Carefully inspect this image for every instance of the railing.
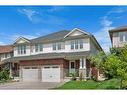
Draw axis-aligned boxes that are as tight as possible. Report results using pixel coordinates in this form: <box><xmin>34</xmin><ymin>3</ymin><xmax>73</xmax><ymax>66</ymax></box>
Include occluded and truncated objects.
<box><xmin>63</xmin><ymin>68</ymin><xmax>91</xmax><ymax>78</ymax></box>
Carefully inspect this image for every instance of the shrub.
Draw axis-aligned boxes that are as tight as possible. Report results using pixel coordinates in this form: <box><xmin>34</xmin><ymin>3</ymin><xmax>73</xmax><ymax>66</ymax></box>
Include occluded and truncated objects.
<box><xmin>0</xmin><ymin>68</ymin><xmax>10</xmax><ymax>81</ymax></box>
<box><xmin>92</xmin><ymin>76</ymin><xmax>98</xmax><ymax>81</ymax></box>
<box><xmin>70</xmin><ymin>73</ymin><xmax>77</xmax><ymax>81</ymax></box>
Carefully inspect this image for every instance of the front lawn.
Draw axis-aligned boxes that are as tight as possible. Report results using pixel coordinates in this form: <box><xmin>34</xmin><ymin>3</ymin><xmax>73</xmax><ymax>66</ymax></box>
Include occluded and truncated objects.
<box><xmin>55</xmin><ymin>79</ymin><xmax>120</xmax><ymax>89</ymax></box>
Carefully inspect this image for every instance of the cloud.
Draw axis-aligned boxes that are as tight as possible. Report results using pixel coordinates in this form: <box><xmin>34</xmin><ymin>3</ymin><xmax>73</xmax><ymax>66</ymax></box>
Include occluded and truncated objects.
<box><xmin>0</xmin><ymin>41</ymin><xmax>6</xmax><ymax>45</ymax></box>
<box><xmin>18</xmin><ymin>8</ymin><xmax>39</xmax><ymax>22</ymax></box>
<box><xmin>94</xmin><ymin>16</ymin><xmax>115</xmax><ymax>52</ymax></box>
<box><xmin>94</xmin><ymin>7</ymin><xmax>127</xmax><ymax>53</ymax></box>
<box><xmin>107</xmin><ymin>7</ymin><xmax>127</xmax><ymax>15</ymax></box>
<box><xmin>48</xmin><ymin>6</ymin><xmax>66</xmax><ymax>12</ymax></box>
<box><xmin>18</xmin><ymin>8</ymin><xmax>66</xmax><ymax>25</ymax></box>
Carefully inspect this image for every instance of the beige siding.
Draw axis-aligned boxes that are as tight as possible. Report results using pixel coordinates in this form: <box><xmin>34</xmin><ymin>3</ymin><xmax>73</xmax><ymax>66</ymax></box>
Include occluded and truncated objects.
<box><xmin>112</xmin><ymin>32</ymin><xmax>127</xmax><ymax>47</ymax></box>
<box><xmin>90</xmin><ymin>40</ymin><xmax>99</xmax><ymax>55</ymax></box>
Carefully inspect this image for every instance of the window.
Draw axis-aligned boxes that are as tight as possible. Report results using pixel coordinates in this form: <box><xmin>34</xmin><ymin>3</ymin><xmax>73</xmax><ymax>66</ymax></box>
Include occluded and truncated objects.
<box><xmin>119</xmin><ymin>32</ymin><xmax>127</xmax><ymax>42</ymax></box>
<box><xmin>17</xmin><ymin>45</ymin><xmax>26</xmax><ymax>54</ymax></box>
<box><xmin>52</xmin><ymin>42</ymin><xmax>64</xmax><ymax>50</ymax></box>
<box><xmin>53</xmin><ymin>43</ymin><xmax>57</xmax><ymax>50</ymax></box>
<box><xmin>70</xmin><ymin>40</ymin><xmax>84</xmax><ymax>50</ymax></box>
<box><xmin>71</xmin><ymin>41</ymin><xmax>74</xmax><ymax>49</ymax></box>
<box><xmin>71</xmin><ymin>62</ymin><xmax>75</xmax><ymax>68</ymax></box>
<box><xmin>79</xmin><ymin>40</ymin><xmax>83</xmax><ymax>49</ymax></box>
<box><xmin>75</xmin><ymin>40</ymin><xmax>78</xmax><ymax>49</ymax></box>
<box><xmin>119</xmin><ymin>32</ymin><xmax>124</xmax><ymax>42</ymax></box>
<box><xmin>35</xmin><ymin>44</ymin><xmax>43</xmax><ymax>52</ymax></box>
<box><xmin>58</xmin><ymin>43</ymin><xmax>62</xmax><ymax>50</ymax></box>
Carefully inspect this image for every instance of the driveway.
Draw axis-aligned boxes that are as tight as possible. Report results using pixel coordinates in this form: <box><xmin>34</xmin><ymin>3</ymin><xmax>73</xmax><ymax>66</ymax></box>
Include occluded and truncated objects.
<box><xmin>0</xmin><ymin>81</ymin><xmax>65</xmax><ymax>90</ymax></box>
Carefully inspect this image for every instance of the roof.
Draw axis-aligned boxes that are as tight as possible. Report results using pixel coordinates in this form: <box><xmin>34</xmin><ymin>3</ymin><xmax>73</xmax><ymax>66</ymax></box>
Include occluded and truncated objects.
<box><xmin>0</xmin><ymin>45</ymin><xmax>13</xmax><ymax>54</ymax></box>
<box><xmin>2</xmin><ymin>51</ymin><xmax>90</xmax><ymax>63</ymax></box>
<box><xmin>31</xmin><ymin>30</ymin><xmax>70</xmax><ymax>43</ymax></box>
<box><xmin>109</xmin><ymin>25</ymin><xmax>127</xmax><ymax>43</ymax></box>
<box><xmin>109</xmin><ymin>25</ymin><xmax>127</xmax><ymax>32</ymax></box>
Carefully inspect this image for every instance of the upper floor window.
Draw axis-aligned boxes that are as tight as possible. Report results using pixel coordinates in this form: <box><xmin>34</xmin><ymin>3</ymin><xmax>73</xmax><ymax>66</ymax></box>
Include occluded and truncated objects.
<box><xmin>53</xmin><ymin>43</ymin><xmax>57</xmax><ymax>50</ymax></box>
<box><xmin>17</xmin><ymin>45</ymin><xmax>26</xmax><ymax>55</ymax></box>
<box><xmin>119</xmin><ymin>32</ymin><xmax>127</xmax><ymax>42</ymax></box>
<box><xmin>35</xmin><ymin>44</ymin><xmax>43</xmax><ymax>52</ymax></box>
<box><xmin>52</xmin><ymin>42</ymin><xmax>64</xmax><ymax>51</ymax></box>
<box><xmin>70</xmin><ymin>40</ymin><xmax>84</xmax><ymax>50</ymax></box>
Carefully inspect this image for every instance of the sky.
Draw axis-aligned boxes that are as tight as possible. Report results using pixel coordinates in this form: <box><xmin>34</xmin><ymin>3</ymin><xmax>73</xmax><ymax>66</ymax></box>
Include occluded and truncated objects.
<box><xmin>0</xmin><ymin>6</ymin><xmax>127</xmax><ymax>52</ymax></box>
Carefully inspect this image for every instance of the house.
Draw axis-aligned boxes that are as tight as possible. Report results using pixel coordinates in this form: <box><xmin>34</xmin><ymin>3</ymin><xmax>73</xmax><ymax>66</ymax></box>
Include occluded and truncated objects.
<box><xmin>109</xmin><ymin>25</ymin><xmax>127</xmax><ymax>47</ymax></box>
<box><xmin>2</xmin><ymin>28</ymin><xmax>103</xmax><ymax>82</ymax></box>
<box><xmin>0</xmin><ymin>45</ymin><xmax>19</xmax><ymax>78</ymax></box>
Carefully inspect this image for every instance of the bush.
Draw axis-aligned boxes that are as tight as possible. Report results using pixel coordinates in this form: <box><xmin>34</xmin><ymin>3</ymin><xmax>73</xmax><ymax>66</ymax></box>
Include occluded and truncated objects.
<box><xmin>70</xmin><ymin>73</ymin><xmax>77</xmax><ymax>81</ymax></box>
<box><xmin>122</xmin><ymin>80</ymin><xmax>127</xmax><ymax>89</ymax></box>
<box><xmin>0</xmin><ymin>68</ymin><xmax>10</xmax><ymax>81</ymax></box>
<box><xmin>92</xmin><ymin>76</ymin><xmax>98</xmax><ymax>81</ymax></box>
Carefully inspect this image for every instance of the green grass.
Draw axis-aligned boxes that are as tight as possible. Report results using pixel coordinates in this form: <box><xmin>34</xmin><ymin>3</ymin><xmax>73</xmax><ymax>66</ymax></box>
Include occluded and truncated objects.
<box><xmin>55</xmin><ymin>79</ymin><xmax>120</xmax><ymax>89</ymax></box>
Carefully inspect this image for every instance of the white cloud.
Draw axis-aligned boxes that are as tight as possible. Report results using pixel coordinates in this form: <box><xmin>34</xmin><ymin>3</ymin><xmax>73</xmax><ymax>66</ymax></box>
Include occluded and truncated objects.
<box><xmin>48</xmin><ymin>6</ymin><xmax>66</xmax><ymax>12</ymax></box>
<box><xmin>0</xmin><ymin>41</ymin><xmax>6</xmax><ymax>45</ymax></box>
<box><xmin>107</xmin><ymin>7</ymin><xmax>127</xmax><ymax>15</ymax></box>
<box><xmin>94</xmin><ymin>7</ymin><xmax>127</xmax><ymax>53</ymax></box>
<box><xmin>18</xmin><ymin>8</ymin><xmax>39</xmax><ymax>22</ymax></box>
<box><xmin>94</xmin><ymin>17</ymin><xmax>115</xmax><ymax>53</ymax></box>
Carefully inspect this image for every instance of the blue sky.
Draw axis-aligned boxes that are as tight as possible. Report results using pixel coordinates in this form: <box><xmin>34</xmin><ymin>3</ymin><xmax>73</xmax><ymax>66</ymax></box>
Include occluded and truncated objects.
<box><xmin>0</xmin><ymin>6</ymin><xmax>127</xmax><ymax>52</ymax></box>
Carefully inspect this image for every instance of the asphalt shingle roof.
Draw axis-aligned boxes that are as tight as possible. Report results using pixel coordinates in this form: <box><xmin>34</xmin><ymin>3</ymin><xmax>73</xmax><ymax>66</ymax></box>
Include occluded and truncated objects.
<box><xmin>0</xmin><ymin>45</ymin><xmax>13</xmax><ymax>54</ymax></box>
<box><xmin>3</xmin><ymin>51</ymin><xmax>90</xmax><ymax>63</ymax></box>
<box><xmin>109</xmin><ymin>25</ymin><xmax>127</xmax><ymax>32</ymax></box>
<box><xmin>31</xmin><ymin>30</ymin><xmax>70</xmax><ymax>43</ymax></box>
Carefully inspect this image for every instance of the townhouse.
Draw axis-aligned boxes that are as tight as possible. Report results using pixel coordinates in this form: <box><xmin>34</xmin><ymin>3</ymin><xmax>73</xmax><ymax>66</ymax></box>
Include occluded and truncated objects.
<box><xmin>1</xmin><ymin>28</ymin><xmax>103</xmax><ymax>82</ymax></box>
<box><xmin>109</xmin><ymin>25</ymin><xmax>127</xmax><ymax>47</ymax></box>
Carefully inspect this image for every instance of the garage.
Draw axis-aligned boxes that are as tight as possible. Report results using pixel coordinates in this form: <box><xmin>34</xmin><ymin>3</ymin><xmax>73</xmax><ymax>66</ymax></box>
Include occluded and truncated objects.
<box><xmin>42</xmin><ymin>65</ymin><xmax>60</xmax><ymax>82</ymax></box>
<box><xmin>22</xmin><ymin>66</ymin><xmax>39</xmax><ymax>82</ymax></box>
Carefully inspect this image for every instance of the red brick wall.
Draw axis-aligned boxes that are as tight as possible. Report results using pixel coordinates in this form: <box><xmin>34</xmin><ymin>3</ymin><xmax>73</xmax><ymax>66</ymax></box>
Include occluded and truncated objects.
<box><xmin>19</xmin><ymin>58</ymin><xmax>69</xmax><ymax>69</ymax></box>
<box><xmin>75</xmin><ymin>60</ymin><xmax>79</xmax><ymax>69</ymax></box>
<box><xmin>91</xmin><ymin>67</ymin><xmax>98</xmax><ymax>79</ymax></box>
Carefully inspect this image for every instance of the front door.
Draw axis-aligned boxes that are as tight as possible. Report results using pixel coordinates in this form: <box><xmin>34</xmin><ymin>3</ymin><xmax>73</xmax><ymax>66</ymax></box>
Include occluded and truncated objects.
<box><xmin>69</xmin><ymin>61</ymin><xmax>76</xmax><ymax>74</ymax></box>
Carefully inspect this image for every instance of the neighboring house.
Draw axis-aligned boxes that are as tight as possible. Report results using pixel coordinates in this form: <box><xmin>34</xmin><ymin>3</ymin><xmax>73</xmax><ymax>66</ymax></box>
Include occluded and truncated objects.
<box><xmin>109</xmin><ymin>25</ymin><xmax>127</xmax><ymax>47</ymax></box>
<box><xmin>0</xmin><ymin>45</ymin><xmax>19</xmax><ymax>78</ymax></box>
<box><xmin>2</xmin><ymin>28</ymin><xmax>103</xmax><ymax>82</ymax></box>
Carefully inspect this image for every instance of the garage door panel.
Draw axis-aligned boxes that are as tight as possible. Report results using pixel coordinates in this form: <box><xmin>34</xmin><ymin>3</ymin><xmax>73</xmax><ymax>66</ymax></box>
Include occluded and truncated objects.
<box><xmin>22</xmin><ymin>67</ymin><xmax>39</xmax><ymax>82</ymax></box>
<box><xmin>42</xmin><ymin>65</ymin><xmax>60</xmax><ymax>82</ymax></box>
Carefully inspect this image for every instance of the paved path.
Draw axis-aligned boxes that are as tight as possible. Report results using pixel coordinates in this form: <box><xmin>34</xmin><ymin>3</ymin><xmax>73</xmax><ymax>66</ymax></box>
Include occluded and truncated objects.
<box><xmin>0</xmin><ymin>81</ymin><xmax>65</xmax><ymax>90</ymax></box>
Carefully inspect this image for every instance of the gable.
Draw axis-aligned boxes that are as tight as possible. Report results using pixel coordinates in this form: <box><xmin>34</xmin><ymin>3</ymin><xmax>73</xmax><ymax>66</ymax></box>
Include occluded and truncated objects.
<box><xmin>69</xmin><ymin>30</ymin><xmax>84</xmax><ymax>36</ymax></box>
<box><xmin>64</xmin><ymin>28</ymin><xmax>89</xmax><ymax>38</ymax></box>
<box><xmin>14</xmin><ymin>37</ymin><xmax>30</xmax><ymax>44</ymax></box>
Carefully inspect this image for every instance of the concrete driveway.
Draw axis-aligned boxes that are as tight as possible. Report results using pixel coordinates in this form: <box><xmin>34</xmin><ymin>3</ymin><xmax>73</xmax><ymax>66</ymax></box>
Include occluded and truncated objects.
<box><xmin>0</xmin><ymin>81</ymin><xmax>65</xmax><ymax>90</ymax></box>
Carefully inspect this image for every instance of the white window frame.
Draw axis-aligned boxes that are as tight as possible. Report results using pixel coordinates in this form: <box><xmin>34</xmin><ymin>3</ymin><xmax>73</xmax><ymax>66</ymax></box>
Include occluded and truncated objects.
<box><xmin>119</xmin><ymin>32</ymin><xmax>127</xmax><ymax>42</ymax></box>
<box><xmin>52</xmin><ymin>42</ymin><xmax>64</xmax><ymax>51</ymax></box>
<box><xmin>70</xmin><ymin>39</ymin><xmax>84</xmax><ymax>50</ymax></box>
<box><xmin>17</xmin><ymin>45</ymin><xmax>26</xmax><ymax>55</ymax></box>
<box><xmin>35</xmin><ymin>43</ymin><xmax>43</xmax><ymax>52</ymax></box>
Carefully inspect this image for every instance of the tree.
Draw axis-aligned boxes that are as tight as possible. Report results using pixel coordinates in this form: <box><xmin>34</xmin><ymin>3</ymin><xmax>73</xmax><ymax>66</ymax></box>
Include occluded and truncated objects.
<box><xmin>103</xmin><ymin>54</ymin><xmax>127</xmax><ymax>88</ymax></box>
<box><xmin>89</xmin><ymin>50</ymin><xmax>127</xmax><ymax>89</ymax></box>
<box><xmin>88</xmin><ymin>51</ymin><xmax>106</xmax><ymax>70</ymax></box>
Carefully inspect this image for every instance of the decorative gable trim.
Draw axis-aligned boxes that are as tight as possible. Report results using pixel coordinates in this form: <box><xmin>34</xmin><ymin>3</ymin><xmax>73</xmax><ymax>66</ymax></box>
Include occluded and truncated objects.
<box><xmin>64</xmin><ymin>28</ymin><xmax>90</xmax><ymax>38</ymax></box>
<box><xmin>14</xmin><ymin>36</ymin><xmax>30</xmax><ymax>44</ymax></box>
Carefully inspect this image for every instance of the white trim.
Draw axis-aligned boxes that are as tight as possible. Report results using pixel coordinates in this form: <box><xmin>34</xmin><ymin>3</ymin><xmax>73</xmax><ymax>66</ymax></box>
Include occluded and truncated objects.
<box><xmin>64</xmin><ymin>28</ymin><xmax>90</xmax><ymax>38</ymax></box>
<box><xmin>14</xmin><ymin>36</ymin><xmax>30</xmax><ymax>44</ymax></box>
<box><xmin>79</xmin><ymin>58</ymin><xmax>83</xmax><ymax>69</ymax></box>
<box><xmin>69</xmin><ymin>61</ymin><xmax>76</xmax><ymax>74</ymax></box>
<box><xmin>83</xmin><ymin>58</ymin><xmax>86</xmax><ymax>69</ymax></box>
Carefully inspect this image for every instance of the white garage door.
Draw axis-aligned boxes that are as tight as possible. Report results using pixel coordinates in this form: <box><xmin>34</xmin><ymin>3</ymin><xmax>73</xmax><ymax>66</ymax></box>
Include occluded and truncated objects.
<box><xmin>22</xmin><ymin>67</ymin><xmax>39</xmax><ymax>82</ymax></box>
<box><xmin>42</xmin><ymin>65</ymin><xmax>60</xmax><ymax>82</ymax></box>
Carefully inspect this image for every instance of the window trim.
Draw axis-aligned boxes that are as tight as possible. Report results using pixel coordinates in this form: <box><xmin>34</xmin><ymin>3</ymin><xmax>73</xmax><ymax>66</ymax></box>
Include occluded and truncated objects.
<box><xmin>70</xmin><ymin>39</ymin><xmax>84</xmax><ymax>50</ymax></box>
